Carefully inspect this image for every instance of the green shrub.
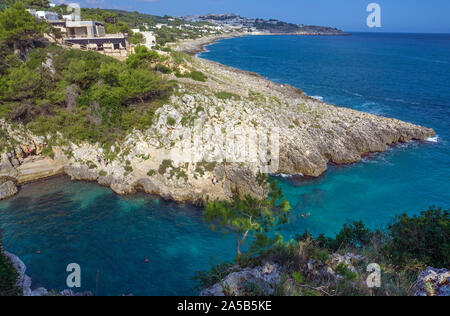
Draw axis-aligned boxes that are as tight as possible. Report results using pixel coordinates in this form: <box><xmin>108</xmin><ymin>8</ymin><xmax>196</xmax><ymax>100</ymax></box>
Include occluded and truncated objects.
<box><xmin>215</xmin><ymin>91</ymin><xmax>239</xmax><ymax>100</ymax></box>
<box><xmin>334</xmin><ymin>263</ymin><xmax>358</xmax><ymax>281</ymax></box>
<box><xmin>64</xmin><ymin>58</ymin><xmax>99</xmax><ymax>90</ymax></box>
<box><xmin>124</xmin><ymin>165</ymin><xmax>133</xmax><ymax>174</ymax></box>
<box><xmin>130</xmin><ymin>31</ymin><xmax>145</xmax><ymax>45</ymax></box>
<box><xmin>175</xmin><ymin>70</ymin><xmax>207</xmax><ymax>82</ymax></box>
<box><xmin>0</xmin><ymin>243</ymin><xmax>21</xmax><ymax>296</ymax></box>
<box><xmin>98</xmin><ymin>61</ymin><xmax>126</xmax><ymax>86</ymax></box>
<box><xmin>192</xmin><ymin>261</ymin><xmax>236</xmax><ymax>290</ymax></box>
<box><xmin>41</xmin><ymin>146</ymin><xmax>54</xmax><ymax>159</ymax></box>
<box><xmin>310</xmin><ymin>246</ymin><xmax>330</xmax><ymax>263</ymax></box>
<box><xmin>5</xmin><ymin>65</ymin><xmax>41</xmax><ymax>100</ymax></box>
<box><xmin>166</xmin><ymin>116</ymin><xmax>176</xmax><ymax>126</ymax></box>
<box><xmin>158</xmin><ymin>159</ymin><xmax>173</xmax><ymax>175</ymax></box>
<box><xmin>170</xmin><ymin>51</ymin><xmax>191</xmax><ymax>65</ymax></box>
<box><xmin>384</xmin><ymin>206</ymin><xmax>449</xmax><ymax>269</ymax></box>
<box><xmin>0</xmin><ymin>44</ymin><xmax>173</xmax><ymax>145</ymax></box>
<box><xmin>292</xmin><ymin>271</ymin><xmax>305</xmax><ymax>283</ymax></box>
<box><xmin>189</xmin><ymin>71</ymin><xmax>207</xmax><ymax>82</ymax></box>
<box><xmin>325</xmin><ymin>221</ymin><xmax>373</xmax><ymax>251</ymax></box>
<box><xmin>126</xmin><ymin>45</ymin><xmax>161</xmax><ymax>69</ymax></box>
<box><xmin>154</xmin><ymin>64</ymin><xmax>171</xmax><ymax>74</ymax></box>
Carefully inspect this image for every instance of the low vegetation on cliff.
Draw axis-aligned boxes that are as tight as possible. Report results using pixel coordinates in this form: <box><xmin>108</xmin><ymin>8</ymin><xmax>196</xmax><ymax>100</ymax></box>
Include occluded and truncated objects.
<box><xmin>0</xmin><ymin>2</ymin><xmax>446</xmax><ymax>297</ymax></box>
<box><xmin>196</xmin><ymin>206</ymin><xmax>449</xmax><ymax>296</ymax></box>
<box><xmin>0</xmin><ymin>242</ymin><xmax>21</xmax><ymax>296</ymax></box>
<box><xmin>0</xmin><ymin>5</ymin><xmax>174</xmax><ymax>147</ymax></box>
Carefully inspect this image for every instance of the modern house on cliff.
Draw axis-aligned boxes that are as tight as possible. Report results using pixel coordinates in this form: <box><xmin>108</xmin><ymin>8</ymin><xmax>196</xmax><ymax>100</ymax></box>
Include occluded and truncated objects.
<box><xmin>27</xmin><ymin>8</ymin><xmax>128</xmax><ymax>58</ymax></box>
<box><xmin>26</xmin><ymin>9</ymin><xmax>59</xmax><ymax>21</ymax></box>
<box><xmin>49</xmin><ymin>20</ymin><xmax>127</xmax><ymax>53</ymax></box>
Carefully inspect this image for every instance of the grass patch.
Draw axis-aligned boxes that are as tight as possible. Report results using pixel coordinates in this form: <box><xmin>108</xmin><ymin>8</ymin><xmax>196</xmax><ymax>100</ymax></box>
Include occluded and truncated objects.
<box><xmin>214</xmin><ymin>91</ymin><xmax>240</xmax><ymax>100</ymax></box>
<box><xmin>175</xmin><ymin>71</ymin><xmax>207</xmax><ymax>82</ymax></box>
<box><xmin>158</xmin><ymin>159</ymin><xmax>173</xmax><ymax>175</ymax></box>
<box><xmin>166</xmin><ymin>116</ymin><xmax>176</xmax><ymax>126</ymax></box>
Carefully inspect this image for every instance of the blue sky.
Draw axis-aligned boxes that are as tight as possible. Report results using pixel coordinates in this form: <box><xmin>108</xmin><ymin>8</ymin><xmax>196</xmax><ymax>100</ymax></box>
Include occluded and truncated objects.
<box><xmin>64</xmin><ymin>0</ymin><xmax>450</xmax><ymax>33</ymax></box>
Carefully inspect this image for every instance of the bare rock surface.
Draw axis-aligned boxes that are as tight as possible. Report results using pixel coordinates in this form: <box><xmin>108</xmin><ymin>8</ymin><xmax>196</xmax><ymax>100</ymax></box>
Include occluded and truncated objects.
<box><xmin>0</xmin><ymin>181</ymin><xmax>18</xmax><ymax>200</ymax></box>
<box><xmin>170</xmin><ymin>33</ymin><xmax>242</xmax><ymax>55</ymax></box>
<box><xmin>0</xmin><ymin>51</ymin><xmax>435</xmax><ymax>204</ymax></box>
<box><xmin>200</xmin><ymin>262</ymin><xmax>282</xmax><ymax>296</ymax></box>
<box><xmin>415</xmin><ymin>267</ymin><xmax>450</xmax><ymax>296</ymax></box>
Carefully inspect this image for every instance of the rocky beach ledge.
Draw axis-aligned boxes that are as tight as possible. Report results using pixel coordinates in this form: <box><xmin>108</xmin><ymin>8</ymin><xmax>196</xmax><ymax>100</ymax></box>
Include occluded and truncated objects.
<box><xmin>0</xmin><ymin>38</ymin><xmax>435</xmax><ymax>205</ymax></box>
<box><xmin>169</xmin><ymin>33</ymin><xmax>244</xmax><ymax>55</ymax></box>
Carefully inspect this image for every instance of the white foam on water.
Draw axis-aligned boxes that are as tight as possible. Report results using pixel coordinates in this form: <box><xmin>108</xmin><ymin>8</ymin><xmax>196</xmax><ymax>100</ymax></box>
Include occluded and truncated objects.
<box><xmin>303</xmin><ymin>92</ymin><xmax>324</xmax><ymax>102</ymax></box>
<box><xmin>426</xmin><ymin>136</ymin><xmax>439</xmax><ymax>143</ymax></box>
<box><xmin>358</xmin><ymin>101</ymin><xmax>386</xmax><ymax>115</ymax></box>
<box><xmin>271</xmin><ymin>172</ymin><xmax>304</xmax><ymax>178</ymax></box>
<box><xmin>310</xmin><ymin>95</ymin><xmax>324</xmax><ymax>101</ymax></box>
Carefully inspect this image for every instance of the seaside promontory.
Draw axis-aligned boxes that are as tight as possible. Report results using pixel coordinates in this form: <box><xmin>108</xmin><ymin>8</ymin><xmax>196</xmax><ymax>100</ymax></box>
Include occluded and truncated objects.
<box><xmin>0</xmin><ymin>44</ymin><xmax>434</xmax><ymax>204</ymax></box>
<box><xmin>0</xmin><ymin>3</ymin><xmax>435</xmax><ymax>204</ymax></box>
<box><xmin>1</xmin><ymin>2</ymin><xmax>448</xmax><ymax>298</ymax></box>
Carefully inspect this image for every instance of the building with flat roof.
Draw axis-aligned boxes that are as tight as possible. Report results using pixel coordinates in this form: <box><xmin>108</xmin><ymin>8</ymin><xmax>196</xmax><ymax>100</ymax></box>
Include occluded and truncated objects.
<box><xmin>65</xmin><ymin>20</ymin><xmax>106</xmax><ymax>38</ymax></box>
<box><xmin>27</xmin><ymin>9</ymin><xmax>59</xmax><ymax>21</ymax></box>
<box><xmin>62</xmin><ymin>14</ymin><xmax>80</xmax><ymax>22</ymax></box>
<box><xmin>48</xmin><ymin>20</ymin><xmax>128</xmax><ymax>58</ymax></box>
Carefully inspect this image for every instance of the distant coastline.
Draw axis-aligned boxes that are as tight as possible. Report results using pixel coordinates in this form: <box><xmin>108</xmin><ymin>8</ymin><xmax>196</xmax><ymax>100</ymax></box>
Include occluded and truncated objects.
<box><xmin>171</xmin><ymin>31</ymin><xmax>350</xmax><ymax>55</ymax></box>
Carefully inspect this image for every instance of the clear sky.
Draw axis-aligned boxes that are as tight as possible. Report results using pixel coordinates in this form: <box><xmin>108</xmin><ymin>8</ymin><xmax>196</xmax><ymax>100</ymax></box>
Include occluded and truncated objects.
<box><xmin>61</xmin><ymin>0</ymin><xmax>450</xmax><ymax>33</ymax></box>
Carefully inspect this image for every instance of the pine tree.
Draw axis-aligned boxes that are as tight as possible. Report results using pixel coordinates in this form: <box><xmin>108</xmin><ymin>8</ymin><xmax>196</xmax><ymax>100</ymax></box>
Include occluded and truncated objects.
<box><xmin>0</xmin><ymin>2</ymin><xmax>48</xmax><ymax>56</ymax></box>
<box><xmin>204</xmin><ymin>180</ymin><xmax>291</xmax><ymax>256</ymax></box>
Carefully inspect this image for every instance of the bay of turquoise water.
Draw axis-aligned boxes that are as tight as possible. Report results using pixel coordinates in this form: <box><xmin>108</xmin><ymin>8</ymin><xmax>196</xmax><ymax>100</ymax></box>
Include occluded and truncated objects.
<box><xmin>0</xmin><ymin>33</ymin><xmax>449</xmax><ymax>295</ymax></box>
<box><xmin>200</xmin><ymin>33</ymin><xmax>449</xmax><ymax>235</ymax></box>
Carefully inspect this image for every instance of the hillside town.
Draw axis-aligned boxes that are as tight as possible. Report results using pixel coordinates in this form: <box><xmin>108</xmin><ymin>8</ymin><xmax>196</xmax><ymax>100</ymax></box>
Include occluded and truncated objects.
<box><xmin>23</xmin><ymin>3</ymin><xmax>346</xmax><ymax>60</ymax></box>
<box><xmin>181</xmin><ymin>13</ymin><xmax>347</xmax><ymax>35</ymax></box>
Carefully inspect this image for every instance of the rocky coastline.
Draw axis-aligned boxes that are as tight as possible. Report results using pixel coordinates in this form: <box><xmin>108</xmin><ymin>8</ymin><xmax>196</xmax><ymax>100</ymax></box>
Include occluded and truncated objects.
<box><xmin>0</xmin><ymin>41</ymin><xmax>436</xmax><ymax>204</ymax></box>
<box><xmin>169</xmin><ymin>33</ymin><xmax>244</xmax><ymax>55</ymax></box>
<box><xmin>200</xmin><ymin>258</ymin><xmax>449</xmax><ymax>296</ymax></box>
<box><xmin>0</xmin><ymin>34</ymin><xmax>440</xmax><ymax>298</ymax></box>
<box><xmin>171</xmin><ymin>30</ymin><xmax>349</xmax><ymax>56</ymax></box>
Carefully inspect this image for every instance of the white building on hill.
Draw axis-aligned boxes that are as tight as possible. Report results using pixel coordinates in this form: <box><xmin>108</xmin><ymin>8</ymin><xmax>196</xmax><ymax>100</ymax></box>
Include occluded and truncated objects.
<box><xmin>131</xmin><ymin>29</ymin><xmax>157</xmax><ymax>49</ymax></box>
<box><xmin>27</xmin><ymin>9</ymin><xmax>59</xmax><ymax>21</ymax></box>
<box><xmin>62</xmin><ymin>14</ymin><xmax>81</xmax><ymax>21</ymax></box>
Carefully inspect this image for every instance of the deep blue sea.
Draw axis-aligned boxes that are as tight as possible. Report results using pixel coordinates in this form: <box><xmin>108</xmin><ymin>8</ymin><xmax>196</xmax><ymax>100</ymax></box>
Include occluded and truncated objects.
<box><xmin>0</xmin><ymin>33</ymin><xmax>449</xmax><ymax>295</ymax></box>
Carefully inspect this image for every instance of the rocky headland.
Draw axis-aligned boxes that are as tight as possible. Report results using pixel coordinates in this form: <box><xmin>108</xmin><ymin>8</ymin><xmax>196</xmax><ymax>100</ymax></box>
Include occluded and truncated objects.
<box><xmin>0</xmin><ymin>41</ymin><xmax>435</xmax><ymax>205</ymax></box>
<box><xmin>169</xmin><ymin>33</ymin><xmax>243</xmax><ymax>55</ymax></box>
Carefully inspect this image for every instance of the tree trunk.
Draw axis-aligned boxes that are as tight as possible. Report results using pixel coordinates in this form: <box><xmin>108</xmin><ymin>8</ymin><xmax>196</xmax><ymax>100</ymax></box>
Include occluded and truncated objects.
<box><xmin>236</xmin><ymin>233</ymin><xmax>241</xmax><ymax>255</ymax></box>
<box><xmin>236</xmin><ymin>230</ymin><xmax>250</xmax><ymax>256</ymax></box>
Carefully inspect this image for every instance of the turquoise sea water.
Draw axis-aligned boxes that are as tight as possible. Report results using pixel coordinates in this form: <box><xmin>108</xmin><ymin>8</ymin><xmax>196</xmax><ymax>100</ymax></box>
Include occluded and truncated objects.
<box><xmin>200</xmin><ymin>33</ymin><xmax>450</xmax><ymax>236</ymax></box>
<box><xmin>0</xmin><ymin>177</ymin><xmax>236</xmax><ymax>295</ymax></box>
<box><xmin>0</xmin><ymin>33</ymin><xmax>449</xmax><ymax>295</ymax></box>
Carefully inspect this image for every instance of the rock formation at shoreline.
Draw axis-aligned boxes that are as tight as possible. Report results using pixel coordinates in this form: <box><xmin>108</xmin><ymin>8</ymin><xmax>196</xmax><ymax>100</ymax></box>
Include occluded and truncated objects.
<box><xmin>0</xmin><ymin>52</ymin><xmax>435</xmax><ymax>204</ymax></box>
<box><xmin>169</xmin><ymin>33</ymin><xmax>241</xmax><ymax>55</ymax></box>
<box><xmin>415</xmin><ymin>267</ymin><xmax>450</xmax><ymax>296</ymax></box>
<box><xmin>201</xmin><ymin>257</ymin><xmax>449</xmax><ymax>297</ymax></box>
<box><xmin>3</xmin><ymin>250</ymin><xmax>92</xmax><ymax>296</ymax></box>
<box><xmin>0</xmin><ymin>181</ymin><xmax>17</xmax><ymax>200</ymax></box>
